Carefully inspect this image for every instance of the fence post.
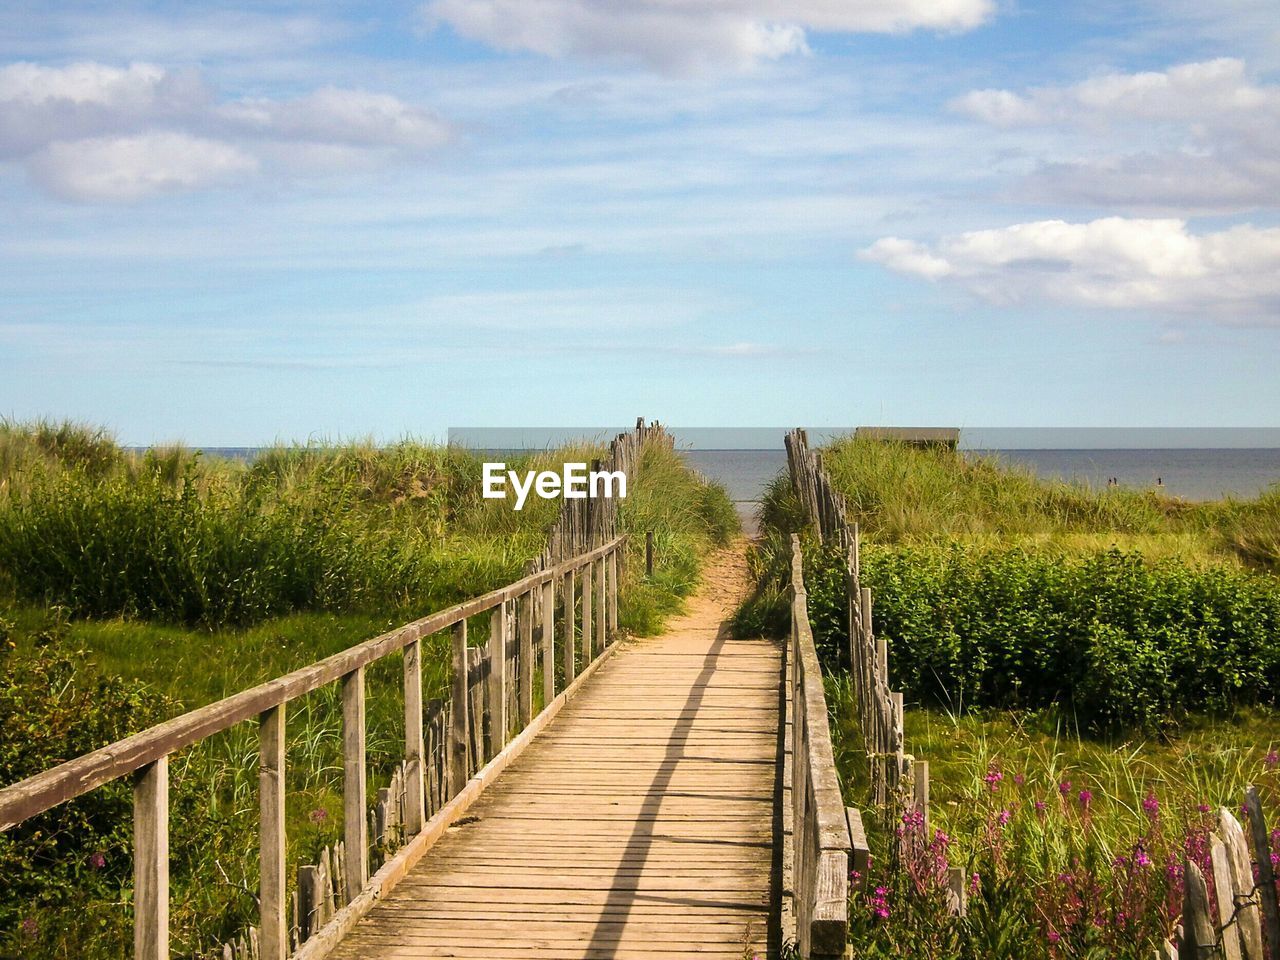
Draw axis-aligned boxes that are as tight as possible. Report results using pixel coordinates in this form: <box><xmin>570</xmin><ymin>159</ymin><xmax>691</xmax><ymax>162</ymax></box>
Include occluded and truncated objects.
<box><xmin>563</xmin><ymin>569</ymin><xmax>576</xmax><ymax>685</ymax></box>
<box><xmin>134</xmin><ymin>756</ymin><xmax>169</xmax><ymax>960</ymax></box>
<box><xmin>518</xmin><ymin>590</ymin><xmax>534</xmax><ymax>728</ymax></box>
<box><xmin>1245</xmin><ymin>786</ymin><xmax>1280</xmax><ymax>954</ymax></box>
<box><xmin>402</xmin><ymin>634</ymin><xmax>426</xmax><ymax>836</ymax></box>
<box><xmin>645</xmin><ymin>531</ymin><xmax>654</xmax><ymax>576</ymax></box>
<box><xmin>341</xmin><ymin>668</ymin><xmax>368</xmax><ymax>903</ymax></box>
<box><xmin>449</xmin><ymin>622</ymin><xmax>469</xmax><ymax>794</ymax></box>
<box><xmin>1182</xmin><ymin>860</ymin><xmax>1215</xmax><ymax>960</ymax></box>
<box><xmin>542</xmin><ymin>579</ymin><xmax>555</xmax><ymax>704</ymax></box>
<box><xmin>259</xmin><ymin>707</ymin><xmax>286</xmax><ymax>960</ymax></box>
<box><xmin>596</xmin><ymin>555</ymin><xmax>607</xmax><ymax>654</ymax></box>
<box><xmin>489</xmin><ymin>603</ymin><xmax>508</xmax><ymax>756</ymax></box>
<box><xmin>608</xmin><ymin>548</ymin><xmax>619</xmax><ymax>639</ymax></box>
<box><xmin>582</xmin><ymin>561</ymin><xmax>594</xmax><ymax>661</ymax></box>
<box><xmin>1219</xmin><ymin>806</ymin><xmax>1265</xmax><ymax>960</ymax></box>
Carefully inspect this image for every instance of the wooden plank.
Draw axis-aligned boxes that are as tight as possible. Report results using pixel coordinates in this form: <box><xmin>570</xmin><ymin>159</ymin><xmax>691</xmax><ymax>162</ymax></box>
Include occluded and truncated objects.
<box><xmin>292</xmin><ymin>637</ymin><xmax>624</xmax><ymax>960</ymax></box>
<box><xmin>1182</xmin><ymin>860</ymin><xmax>1215</xmax><ymax>960</ymax></box>
<box><xmin>259</xmin><ymin>706</ymin><xmax>287</xmax><ymax>960</ymax></box>
<box><xmin>449</xmin><ymin>622</ymin><xmax>469</xmax><ymax>796</ymax></box>
<box><xmin>582</xmin><ymin>560</ymin><xmax>594</xmax><ymax>663</ymax></box>
<box><xmin>489</xmin><ymin>604</ymin><xmax>508</xmax><ymax>757</ymax></box>
<box><xmin>1220</xmin><ymin>806</ymin><xmax>1264</xmax><ymax>960</ymax></box>
<box><xmin>518</xmin><ymin>590</ymin><xmax>534</xmax><ymax>729</ymax></box>
<box><xmin>342</xmin><ymin>668</ymin><xmax>368</xmax><ymax>903</ymax></box>
<box><xmin>542</xmin><ymin>579</ymin><xmax>555</xmax><ymax>705</ymax></box>
<box><xmin>607</xmin><ymin>548</ymin><xmax>618</xmax><ymax>638</ymax></box>
<box><xmin>596</xmin><ymin>556</ymin><xmax>607</xmax><ymax>654</ymax></box>
<box><xmin>563</xmin><ymin>570</ymin><xmax>576</xmax><ymax>685</ymax></box>
<box><xmin>133</xmin><ymin>756</ymin><xmax>168</xmax><ymax>960</ymax></box>
<box><xmin>1245</xmin><ymin>785</ymin><xmax>1280</xmax><ymax>955</ymax></box>
<box><xmin>0</xmin><ymin>536</ymin><xmax>627</xmax><ymax>831</ymax></box>
<box><xmin>403</xmin><ymin>639</ymin><xmax>426</xmax><ymax>837</ymax></box>
<box><xmin>1210</xmin><ymin>835</ymin><xmax>1243</xmax><ymax>960</ymax></box>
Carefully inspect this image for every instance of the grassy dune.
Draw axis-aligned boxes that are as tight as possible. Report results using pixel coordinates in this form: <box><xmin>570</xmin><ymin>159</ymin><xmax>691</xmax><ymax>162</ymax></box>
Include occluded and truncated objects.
<box><xmin>0</xmin><ymin>420</ymin><xmax>736</xmax><ymax>959</ymax></box>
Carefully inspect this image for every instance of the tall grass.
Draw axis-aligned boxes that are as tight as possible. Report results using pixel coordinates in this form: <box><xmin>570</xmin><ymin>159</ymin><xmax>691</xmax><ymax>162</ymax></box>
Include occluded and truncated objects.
<box><xmin>0</xmin><ymin>419</ymin><xmax>738</xmax><ymax>960</ymax></box>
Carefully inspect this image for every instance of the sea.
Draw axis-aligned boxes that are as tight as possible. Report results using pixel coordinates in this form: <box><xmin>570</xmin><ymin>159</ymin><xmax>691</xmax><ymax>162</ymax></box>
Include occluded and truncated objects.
<box><xmin>682</xmin><ymin>448</ymin><xmax>1280</xmax><ymax>535</ymax></box>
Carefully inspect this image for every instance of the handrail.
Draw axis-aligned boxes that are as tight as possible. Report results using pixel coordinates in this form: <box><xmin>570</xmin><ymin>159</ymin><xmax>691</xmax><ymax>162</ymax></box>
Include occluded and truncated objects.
<box><xmin>787</xmin><ymin>533</ymin><xmax>851</xmax><ymax>957</ymax></box>
<box><xmin>0</xmin><ymin>534</ymin><xmax>627</xmax><ymax>960</ymax></box>
<box><xmin>0</xmin><ymin>536</ymin><xmax>623</xmax><ymax>831</ymax></box>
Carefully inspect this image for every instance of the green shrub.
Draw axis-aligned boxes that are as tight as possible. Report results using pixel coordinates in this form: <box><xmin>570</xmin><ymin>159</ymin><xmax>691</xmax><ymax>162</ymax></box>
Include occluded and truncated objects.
<box><xmin>803</xmin><ymin>542</ymin><xmax>1280</xmax><ymax>733</ymax></box>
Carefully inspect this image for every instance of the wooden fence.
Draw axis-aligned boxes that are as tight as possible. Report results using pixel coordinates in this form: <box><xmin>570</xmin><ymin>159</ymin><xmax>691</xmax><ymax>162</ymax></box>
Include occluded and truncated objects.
<box><xmin>783</xmin><ymin>533</ymin><xmax>855</xmax><ymax>958</ymax></box>
<box><xmin>0</xmin><ymin>421</ymin><xmax>668</xmax><ymax>960</ymax></box>
<box><xmin>784</xmin><ymin>429</ymin><xmax>942</xmax><ymax>888</ymax></box>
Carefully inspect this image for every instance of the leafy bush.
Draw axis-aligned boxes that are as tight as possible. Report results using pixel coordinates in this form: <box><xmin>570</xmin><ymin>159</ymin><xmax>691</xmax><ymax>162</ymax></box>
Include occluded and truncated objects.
<box><xmin>804</xmin><ymin>541</ymin><xmax>1280</xmax><ymax>732</ymax></box>
<box><xmin>0</xmin><ymin>631</ymin><xmax>174</xmax><ymax>955</ymax></box>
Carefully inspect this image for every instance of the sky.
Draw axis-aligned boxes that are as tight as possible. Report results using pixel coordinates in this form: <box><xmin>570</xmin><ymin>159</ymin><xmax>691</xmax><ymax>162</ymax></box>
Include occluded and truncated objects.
<box><xmin>3</xmin><ymin>1</ymin><xmax>1279</xmax><ymax>445</ymax></box>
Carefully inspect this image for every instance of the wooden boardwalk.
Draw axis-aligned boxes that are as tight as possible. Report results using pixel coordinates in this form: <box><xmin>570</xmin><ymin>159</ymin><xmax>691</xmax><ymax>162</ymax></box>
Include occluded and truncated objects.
<box><xmin>329</xmin><ymin>572</ymin><xmax>782</xmax><ymax>960</ymax></box>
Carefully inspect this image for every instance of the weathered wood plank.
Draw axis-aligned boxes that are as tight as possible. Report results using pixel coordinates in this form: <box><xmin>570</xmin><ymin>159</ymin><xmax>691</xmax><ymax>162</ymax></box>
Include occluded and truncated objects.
<box><xmin>449</xmin><ymin>622</ymin><xmax>469</xmax><ymax>796</ymax></box>
<box><xmin>403</xmin><ymin>639</ymin><xmax>426</xmax><ymax>837</ymax></box>
<box><xmin>518</xmin><ymin>590</ymin><xmax>534</xmax><ymax>729</ymax></box>
<box><xmin>342</xmin><ymin>668</ymin><xmax>368</xmax><ymax>903</ymax></box>
<box><xmin>259</xmin><ymin>706</ymin><xmax>286</xmax><ymax>960</ymax></box>
<box><xmin>133</xmin><ymin>757</ymin><xmax>168</xmax><ymax>960</ymax></box>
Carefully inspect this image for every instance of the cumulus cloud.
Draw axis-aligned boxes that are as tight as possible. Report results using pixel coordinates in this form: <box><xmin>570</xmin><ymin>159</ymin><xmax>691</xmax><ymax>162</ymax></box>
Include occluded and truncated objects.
<box><xmin>0</xmin><ymin>61</ymin><xmax>452</xmax><ymax>201</ymax></box>
<box><xmin>0</xmin><ymin>60</ymin><xmax>210</xmax><ymax>157</ymax></box>
<box><xmin>951</xmin><ymin>59</ymin><xmax>1280</xmax><ymax>212</ymax></box>
<box><xmin>29</xmin><ymin>132</ymin><xmax>257</xmax><ymax>202</ymax></box>
<box><xmin>424</xmin><ymin>0</ymin><xmax>994</xmax><ymax>72</ymax></box>
<box><xmin>862</xmin><ymin>217</ymin><xmax>1280</xmax><ymax>318</ymax></box>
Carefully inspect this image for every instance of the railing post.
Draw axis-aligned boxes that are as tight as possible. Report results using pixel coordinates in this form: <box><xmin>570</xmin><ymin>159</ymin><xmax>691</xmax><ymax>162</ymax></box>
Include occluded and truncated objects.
<box><xmin>259</xmin><ymin>706</ymin><xmax>286</xmax><ymax>960</ymax></box>
<box><xmin>518</xmin><ymin>590</ymin><xmax>534</xmax><ymax>728</ymax></box>
<box><xmin>403</xmin><ymin>634</ymin><xmax>426</xmax><ymax>836</ymax></box>
<box><xmin>563</xmin><ymin>569</ymin><xmax>576</xmax><ymax>685</ymax></box>
<box><xmin>582</xmin><ymin>560</ymin><xmax>594</xmax><ymax>661</ymax></box>
<box><xmin>489</xmin><ymin>603</ymin><xmax>508</xmax><ymax>756</ymax></box>
<box><xmin>133</xmin><ymin>756</ymin><xmax>168</xmax><ymax>960</ymax></box>
<box><xmin>450</xmin><ymin>621</ymin><xmax>470</xmax><ymax>795</ymax></box>
<box><xmin>608</xmin><ymin>548</ymin><xmax>618</xmax><ymax>638</ymax></box>
<box><xmin>342</xmin><ymin>667</ymin><xmax>368</xmax><ymax>903</ymax></box>
<box><xmin>595</xmin><ymin>555</ymin><xmax>606</xmax><ymax>653</ymax></box>
<box><xmin>542</xmin><ymin>578</ymin><xmax>555</xmax><ymax>704</ymax></box>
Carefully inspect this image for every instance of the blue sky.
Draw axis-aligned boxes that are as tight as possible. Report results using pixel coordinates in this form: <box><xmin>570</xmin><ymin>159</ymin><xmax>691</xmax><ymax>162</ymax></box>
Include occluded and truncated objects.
<box><xmin>2</xmin><ymin>1</ymin><xmax>1279</xmax><ymax>444</ymax></box>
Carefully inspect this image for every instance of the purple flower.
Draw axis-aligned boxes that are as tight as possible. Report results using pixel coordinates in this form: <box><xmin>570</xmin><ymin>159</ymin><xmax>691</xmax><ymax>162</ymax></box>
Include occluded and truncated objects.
<box><xmin>997</xmin><ymin>809</ymin><xmax>1011</xmax><ymax>827</ymax></box>
<box><xmin>309</xmin><ymin>808</ymin><xmax>328</xmax><ymax>825</ymax></box>
<box><xmin>1048</xmin><ymin>930</ymin><xmax>1061</xmax><ymax>944</ymax></box>
<box><xmin>1078</xmin><ymin>789</ymin><xmax>1093</xmax><ymax>810</ymax></box>
<box><xmin>1013</xmin><ymin>773</ymin><xmax>1025</xmax><ymax>787</ymax></box>
<box><xmin>968</xmin><ymin>872</ymin><xmax>981</xmax><ymax>894</ymax></box>
<box><xmin>1034</xmin><ymin>800</ymin><xmax>1047</xmax><ymax>815</ymax></box>
<box><xmin>1059</xmin><ymin>780</ymin><xmax>1072</xmax><ymax>795</ymax></box>
<box><xmin>1267</xmin><ymin>750</ymin><xmax>1279</xmax><ymax>768</ymax></box>
<box><xmin>20</xmin><ymin>918</ymin><xmax>36</xmax><ymax>937</ymax></box>
<box><xmin>88</xmin><ymin>851</ymin><xmax>106</xmax><ymax>870</ymax></box>
<box><xmin>984</xmin><ymin>765</ymin><xmax>1004</xmax><ymax>792</ymax></box>
<box><xmin>1142</xmin><ymin>792</ymin><xmax>1159</xmax><ymax>820</ymax></box>
<box><xmin>1135</xmin><ymin>847</ymin><xmax>1152</xmax><ymax>868</ymax></box>
<box><xmin>1197</xmin><ymin>803</ymin><xmax>1211</xmax><ymax>814</ymax></box>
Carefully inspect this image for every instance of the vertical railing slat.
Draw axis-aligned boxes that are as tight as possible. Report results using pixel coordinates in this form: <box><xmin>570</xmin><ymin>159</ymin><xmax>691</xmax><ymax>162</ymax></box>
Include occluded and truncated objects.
<box><xmin>450</xmin><ymin>621</ymin><xmax>470</xmax><ymax>794</ymax></box>
<box><xmin>259</xmin><ymin>707</ymin><xmax>286</xmax><ymax>960</ymax></box>
<box><xmin>489</xmin><ymin>603</ymin><xmax>508</xmax><ymax>757</ymax></box>
<box><xmin>134</xmin><ymin>756</ymin><xmax>169</xmax><ymax>960</ymax></box>
<box><xmin>582</xmin><ymin>561</ymin><xmax>594</xmax><ymax>662</ymax></box>
<box><xmin>341</xmin><ymin>668</ymin><xmax>368</xmax><ymax>903</ymax></box>
<box><xmin>564</xmin><ymin>569</ymin><xmax>576</xmax><ymax>684</ymax></box>
<box><xmin>542</xmin><ymin>578</ymin><xmax>555</xmax><ymax>704</ymax></box>
<box><xmin>403</xmin><ymin>635</ymin><xmax>426</xmax><ymax>836</ymax></box>
<box><xmin>518</xmin><ymin>590</ymin><xmax>534</xmax><ymax>728</ymax></box>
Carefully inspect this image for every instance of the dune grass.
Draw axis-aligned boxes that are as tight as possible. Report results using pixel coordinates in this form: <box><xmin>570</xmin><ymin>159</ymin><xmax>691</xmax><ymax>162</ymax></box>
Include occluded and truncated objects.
<box><xmin>818</xmin><ymin>435</ymin><xmax>1280</xmax><ymax>570</ymax></box>
<box><xmin>0</xmin><ymin>419</ymin><xmax>737</xmax><ymax>960</ymax></box>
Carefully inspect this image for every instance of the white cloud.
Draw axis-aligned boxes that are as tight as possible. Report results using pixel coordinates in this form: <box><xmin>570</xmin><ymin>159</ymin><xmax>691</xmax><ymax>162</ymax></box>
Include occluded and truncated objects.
<box><xmin>29</xmin><ymin>132</ymin><xmax>257</xmax><ymax>202</ymax></box>
<box><xmin>0</xmin><ymin>61</ymin><xmax>452</xmax><ymax>201</ymax></box>
<box><xmin>862</xmin><ymin>217</ymin><xmax>1280</xmax><ymax>318</ymax></box>
<box><xmin>951</xmin><ymin>59</ymin><xmax>1280</xmax><ymax>212</ymax></box>
<box><xmin>423</xmin><ymin>0</ymin><xmax>994</xmax><ymax>72</ymax></box>
<box><xmin>220</xmin><ymin>87</ymin><xmax>451</xmax><ymax>152</ymax></box>
<box><xmin>0</xmin><ymin>60</ymin><xmax>210</xmax><ymax>157</ymax></box>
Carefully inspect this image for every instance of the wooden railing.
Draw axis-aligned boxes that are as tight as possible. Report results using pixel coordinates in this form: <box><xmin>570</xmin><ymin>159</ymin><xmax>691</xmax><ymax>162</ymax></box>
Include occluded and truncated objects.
<box><xmin>784</xmin><ymin>533</ymin><xmax>852</xmax><ymax>958</ymax></box>
<box><xmin>0</xmin><ymin>536</ymin><xmax>626</xmax><ymax>960</ymax></box>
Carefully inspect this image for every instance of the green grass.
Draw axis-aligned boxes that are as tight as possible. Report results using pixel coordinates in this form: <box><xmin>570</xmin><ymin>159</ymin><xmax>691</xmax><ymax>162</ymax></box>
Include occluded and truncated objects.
<box><xmin>817</xmin><ymin>435</ymin><xmax>1280</xmax><ymax>570</ymax></box>
<box><xmin>0</xmin><ymin>419</ymin><xmax>738</xmax><ymax>960</ymax></box>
